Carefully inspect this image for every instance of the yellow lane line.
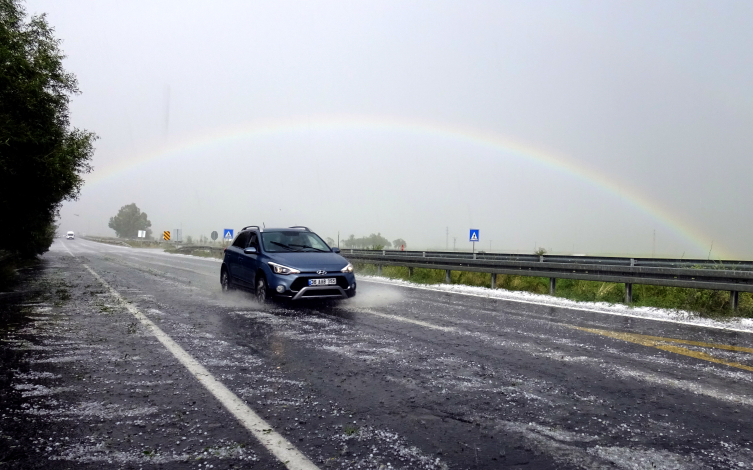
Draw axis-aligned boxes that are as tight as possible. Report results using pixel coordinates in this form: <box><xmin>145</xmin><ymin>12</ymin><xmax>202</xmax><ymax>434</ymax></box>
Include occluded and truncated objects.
<box><xmin>574</xmin><ymin>326</ymin><xmax>753</xmax><ymax>373</ymax></box>
<box><xmin>576</xmin><ymin>327</ymin><xmax>753</xmax><ymax>353</ymax></box>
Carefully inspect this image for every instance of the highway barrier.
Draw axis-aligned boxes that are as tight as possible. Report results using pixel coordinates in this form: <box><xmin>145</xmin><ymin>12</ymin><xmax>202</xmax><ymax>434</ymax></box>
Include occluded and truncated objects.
<box><xmin>342</xmin><ymin>249</ymin><xmax>753</xmax><ymax>309</ymax></box>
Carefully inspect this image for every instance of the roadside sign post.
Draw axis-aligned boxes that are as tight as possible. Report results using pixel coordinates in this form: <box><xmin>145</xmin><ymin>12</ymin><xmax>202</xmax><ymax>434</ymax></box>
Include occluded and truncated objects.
<box><xmin>469</xmin><ymin>229</ymin><xmax>479</xmax><ymax>254</ymax></box>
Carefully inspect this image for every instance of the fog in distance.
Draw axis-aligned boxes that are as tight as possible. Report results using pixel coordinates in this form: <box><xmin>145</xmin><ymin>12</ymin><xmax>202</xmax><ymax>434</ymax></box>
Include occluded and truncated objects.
<box><xmin>35</xmin><ymin>0</ymin><xmax>753</xmax><ymax>258</ymax></box>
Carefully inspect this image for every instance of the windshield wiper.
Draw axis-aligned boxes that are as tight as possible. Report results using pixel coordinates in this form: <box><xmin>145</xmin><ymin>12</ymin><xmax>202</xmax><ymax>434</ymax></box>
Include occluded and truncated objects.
<box><xmin>290</xmin><ymin>244</ymin><xmax>327</xmax><ymax>252</ymax></box>
<box><xmin>270</xmin><ymin>241</ymin><xmax>300</xmax><ymax>251</ymax></box>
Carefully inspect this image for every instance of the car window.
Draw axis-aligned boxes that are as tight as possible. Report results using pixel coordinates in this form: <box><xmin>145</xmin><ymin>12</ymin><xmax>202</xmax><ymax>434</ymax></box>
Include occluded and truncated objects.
<box><xmin>232</xmin><ymin>231</ymin><xmax>250</xmax><ymax>248</ymax></box>
<box><xmin>261</xmin><ymin>231</ymin><xmax>330</xmax><ymax>252</ymax></box>
<box><xmin>247</xmin><ymin>233</ymin><xmax>258</xmax><ymax>248</ymax></box>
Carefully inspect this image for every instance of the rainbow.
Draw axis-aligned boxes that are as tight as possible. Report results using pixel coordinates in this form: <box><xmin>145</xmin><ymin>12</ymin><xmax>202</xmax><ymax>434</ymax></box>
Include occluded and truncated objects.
<box><xmin>85</xmin><ymin>114</ymin><xmax>725</xmax><ymax>258</ymax></box>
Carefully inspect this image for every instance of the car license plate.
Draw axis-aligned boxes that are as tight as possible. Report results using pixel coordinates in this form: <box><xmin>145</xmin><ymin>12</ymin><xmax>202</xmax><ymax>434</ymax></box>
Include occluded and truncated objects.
<box><xmin>309</xmin><ymin>278</ymin><xmax>336</xmax><ymax>286</ymax></box>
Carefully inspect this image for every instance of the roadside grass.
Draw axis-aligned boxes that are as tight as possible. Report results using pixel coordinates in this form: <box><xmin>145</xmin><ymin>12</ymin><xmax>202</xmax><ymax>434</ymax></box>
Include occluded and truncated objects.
<box><xmin>163</xmin><ymin>246</ymin><xmax>223</xmax><ymax>259</ymax></box>
<box><xmin>83</xmin><ymin>236</ymin><xmax>172</xmax><ymax>249</ymax></box>
<box><xmin>0</xmin><ymin>252</ymin><xmax>40</xmax><ymax>292</ymax></box>
<box><xmin>0</xmin><ymin>258</ymin><xmax>17</xmax><ymax>292</ymax></box>
<box><xmin>354</xmin><ymin>263</ymin><xmax>753</xmax><ymax>319</ymax></box>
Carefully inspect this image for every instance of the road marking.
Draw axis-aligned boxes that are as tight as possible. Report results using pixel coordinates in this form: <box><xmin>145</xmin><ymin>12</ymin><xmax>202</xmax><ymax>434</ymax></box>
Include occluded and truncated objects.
<box><xmin>82</xmin><ymin>264</ymin><xmax>319</xmax><ymax>470</ymax></box>
<box><xmin>61</xmin><ymin>241</ymin><xmax>75</xmax><ymax>257</ymax></box>
<box><xmin>574</xmin><ymin>326</ymin><xmax>753</xmax><ymax>373</ymax></box>
<box><xmin>358</xmin><ymin>277</ymin><xmax>753</xmax><ymax>334</ymax></box>
<box><xmin>347</xmin><ymin>307</ymin><xmax>456</xmax><ymax>332</ymax></box>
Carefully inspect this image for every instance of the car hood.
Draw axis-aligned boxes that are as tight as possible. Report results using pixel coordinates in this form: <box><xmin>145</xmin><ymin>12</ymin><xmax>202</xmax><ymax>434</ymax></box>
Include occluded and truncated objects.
<box><xmin>266</xmin><ymin>252</ymin><xmax>350</xmax><ymax>272</ymax></box>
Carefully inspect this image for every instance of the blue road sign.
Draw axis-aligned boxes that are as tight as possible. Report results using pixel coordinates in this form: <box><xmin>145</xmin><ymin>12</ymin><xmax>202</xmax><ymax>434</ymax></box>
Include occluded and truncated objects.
<box><xmin>469</xmin><ymin>229</ymin><xmax>479</xmax><ymax>242</ymax></box>
<box><xmin>223</xmin><ymin>229</ymin><xmax>234</xmax><ymax>240</ymax></box>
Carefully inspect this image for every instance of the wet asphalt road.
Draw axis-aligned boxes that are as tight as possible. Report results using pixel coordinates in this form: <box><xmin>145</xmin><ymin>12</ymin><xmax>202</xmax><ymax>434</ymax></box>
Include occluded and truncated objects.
<box><xmin>1</xmin><ymin>238</ymin><xmax>753</xmax><ymax>469</ymax></box>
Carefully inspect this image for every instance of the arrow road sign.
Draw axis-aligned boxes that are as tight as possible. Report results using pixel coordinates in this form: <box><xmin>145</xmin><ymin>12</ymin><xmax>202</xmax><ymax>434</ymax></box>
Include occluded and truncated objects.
<box><xmin>223</xmin><ymin>229</ymin><xmax>234</xmax><ymax>241</ymax></box>
<box><xmin>469</xmin><ymin>229</ymin><xmax>479</xmax><ymax>242</ymax></box>
<box><xmin>211</xmin><ymin>231</ymin><xmax>218</xmax><ymax>241</ymax></box>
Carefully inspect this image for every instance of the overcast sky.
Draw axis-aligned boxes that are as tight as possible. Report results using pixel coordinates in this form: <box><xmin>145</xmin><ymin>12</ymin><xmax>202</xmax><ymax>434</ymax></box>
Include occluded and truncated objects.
<box><xmin>34</xmin><ymin>0</ymin><xmax>753</xmax><ymax>258</ymax></box>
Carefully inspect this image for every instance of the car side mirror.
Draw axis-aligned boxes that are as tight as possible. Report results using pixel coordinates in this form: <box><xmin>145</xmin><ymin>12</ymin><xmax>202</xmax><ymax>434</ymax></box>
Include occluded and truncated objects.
<box><xmin>331</xmin><ymin>247</ymin><xmax>341</xmax><ymax>253</ymax></box>
<box><xmin>244</xmin><ymin>247</ymin><xmax>257</xmax><ymax>254</ymax></box>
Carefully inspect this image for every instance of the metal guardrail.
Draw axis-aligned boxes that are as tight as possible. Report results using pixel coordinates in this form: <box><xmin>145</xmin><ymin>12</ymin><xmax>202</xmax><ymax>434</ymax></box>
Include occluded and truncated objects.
<box><xmin>342</xmin><ymin>249</ymin><xmax>753</xmax><ymax>308</ymax></box>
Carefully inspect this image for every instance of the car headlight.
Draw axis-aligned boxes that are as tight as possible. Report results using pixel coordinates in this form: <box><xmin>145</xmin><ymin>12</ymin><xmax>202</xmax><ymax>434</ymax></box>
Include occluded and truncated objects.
<box><xmin>341</xmin><ymin>262</ymin><xmax>354</xmax><ymax>273</ymax></box>
<box><xmin>268</xmin><ymin>262</ymin><xmax>300</xmax><ymax>275</ymax></box>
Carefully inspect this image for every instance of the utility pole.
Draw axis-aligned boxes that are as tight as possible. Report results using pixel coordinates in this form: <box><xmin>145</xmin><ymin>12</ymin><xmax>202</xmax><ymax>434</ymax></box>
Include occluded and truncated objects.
<box><xmin>453</xmin><ymin>237</ymin><xmax>457</xmax><ymax>251</ymax></box>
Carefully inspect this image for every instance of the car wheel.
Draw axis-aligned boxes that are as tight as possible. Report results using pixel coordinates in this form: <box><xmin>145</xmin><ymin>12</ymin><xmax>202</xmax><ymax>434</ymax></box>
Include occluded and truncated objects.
<box><xmin>221</xmin><ymin>269</ymin><xmax>233</xmax><ymax>293</ymax></box>
<box><xmin>255</xmin><ymin>276</ymin><xmax>268</xmax><ymax>304</ymax></box>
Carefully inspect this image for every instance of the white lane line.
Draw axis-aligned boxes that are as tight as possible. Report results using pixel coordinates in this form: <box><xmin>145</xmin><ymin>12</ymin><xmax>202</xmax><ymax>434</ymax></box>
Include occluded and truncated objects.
<box><xmin>358</xmin><ymin>277</ymin><xmax>753</xmax><ymax>335</ymax></box>
<box><xmin>347</xmin><ymin>307</ymin><xmax>456</xmax><ymax>332</ymax></box>
<box><xmin>61</xmin><ymin>241</ymin><xmax>75</xmax><ymax>257</ymax></box>
<box><xmin>82</xmin><ymin>263</ymin><xmax>319</xmax><ymax>470</ymax></box>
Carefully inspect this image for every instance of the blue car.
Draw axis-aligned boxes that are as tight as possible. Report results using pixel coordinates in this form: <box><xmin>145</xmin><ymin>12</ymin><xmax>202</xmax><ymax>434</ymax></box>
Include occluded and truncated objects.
<box><xmin>220</xmin><ymin>226</ymin><xmax>356</xmax><ymax>302</ymax></box>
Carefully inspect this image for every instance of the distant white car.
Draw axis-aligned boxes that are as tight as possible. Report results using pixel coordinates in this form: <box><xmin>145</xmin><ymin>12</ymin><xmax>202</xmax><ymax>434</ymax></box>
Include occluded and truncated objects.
<box><xmin>66</xmin><ymin>231</ymin><xmax>75</xmax><ymax>240</ymax></box>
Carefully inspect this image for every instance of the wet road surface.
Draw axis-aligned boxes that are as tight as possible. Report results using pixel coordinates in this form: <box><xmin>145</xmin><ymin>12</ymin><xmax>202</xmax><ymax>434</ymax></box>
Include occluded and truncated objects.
<box><xmin>1</xmin><ymin>238</ymin><xmax>752</xmax><ymax>469</ymax></box>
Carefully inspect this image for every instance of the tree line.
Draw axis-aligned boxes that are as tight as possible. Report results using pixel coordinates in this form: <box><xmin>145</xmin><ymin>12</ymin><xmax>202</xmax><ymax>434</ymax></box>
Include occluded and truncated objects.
<box><xmin>341</xmin><ymin>233</ymin><xmax>407</xmax><ymax>250</ymax></box>
<box><xmin>0</xmin><ymin>0</ymin><xmax>96</xmax><ymax>259</ymax></box>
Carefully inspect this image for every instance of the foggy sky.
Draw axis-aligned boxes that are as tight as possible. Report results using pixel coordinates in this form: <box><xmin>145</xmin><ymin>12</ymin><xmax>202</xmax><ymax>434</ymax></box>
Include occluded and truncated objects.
<box><xmin>33</xmin><ymin>0</ymin><xmax>753</xmax><ymax>258</ymax></box>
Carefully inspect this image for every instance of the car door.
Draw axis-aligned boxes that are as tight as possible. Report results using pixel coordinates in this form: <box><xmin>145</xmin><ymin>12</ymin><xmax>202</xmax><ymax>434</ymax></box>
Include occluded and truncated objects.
<box><xmin>240</xmin><ymin>232</ymin><xmax>259</xmax><ymax>287</ymax></box>
<box><xmin>228</xmin><ymin>231</ymin><xmax>250</xmax><ymax>286</ymax></box>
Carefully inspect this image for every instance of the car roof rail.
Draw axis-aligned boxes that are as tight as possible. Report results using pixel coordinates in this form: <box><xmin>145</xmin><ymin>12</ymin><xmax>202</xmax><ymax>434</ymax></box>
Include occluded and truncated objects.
<box><xmin>242</xmin><ymin>225</ymin><xmax>261</xmax><ymax>231</ymax></box>
<box><xmin>288</xmin><ymin>226</ymin><xmax>310</xmax><ymax>231</ymax></box>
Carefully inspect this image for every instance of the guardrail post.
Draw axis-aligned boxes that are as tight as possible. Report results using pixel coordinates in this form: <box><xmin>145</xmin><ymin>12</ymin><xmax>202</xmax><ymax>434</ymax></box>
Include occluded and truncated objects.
<box><xmin>408</xmin><ymin>267</ymin><xmax>414</xmax><ymax>277</ymax></box>
<box><xmin>422</xmin><ymin>252</ymin><xmax>426</xmax><ymax>258</ymax></box>
<box><xmin>491</xmin><ymin>273</ymin><xmax>497</xmax><ymax>289</ymax></box>
<box><xmin>625</xmin><ymin>283</ymin><xmax>633</xmax><ymax>304</ymax></box>
<box><xmin>473</xmin><ymin>253</ymin><xmax>477</xmax><ymax>260</ymax></box>
<box><xmin>549</xmin><ymin>278</ymin><xmax>556</xmax><ymax>295</ymax></box>
<box><xmin>730</xmin><ymin>291</ymin><xmax>739</xmax><ymax>310</ymax></box>
<box><xmin>377</xmin><ymin>265</ymin><xmax>382</xmax><ymax>276</ymax></box>
<box><xmin>539</xmin><ymin>255</ymin><xmax>544</xmax><ymax>263</ymax></box>
<box><xmin>382</xmin><ymin>250</ymin><xmax>386</xmax><ymax>255</ymax></box>
<box><xmin>445</xmin><ymin>270</ymin><xmax>451</xmax><ymax>283</ymax></box>
<box><xmin>630</xmin><ymin>258</ymin><xmax>635</xmax><ymax>267</ymax></box>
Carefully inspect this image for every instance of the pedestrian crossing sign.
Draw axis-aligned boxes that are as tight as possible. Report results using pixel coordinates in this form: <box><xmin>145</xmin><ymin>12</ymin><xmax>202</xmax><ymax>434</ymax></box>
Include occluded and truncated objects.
<box><xmin>223</xmin><ymin>229</ymin><xmax>234</xmax><ymax>241</ymax></box>
<box><xmin>469</xmin><ymin>229</ymin><xmax>479</xmax><ymax>242</ymax></box>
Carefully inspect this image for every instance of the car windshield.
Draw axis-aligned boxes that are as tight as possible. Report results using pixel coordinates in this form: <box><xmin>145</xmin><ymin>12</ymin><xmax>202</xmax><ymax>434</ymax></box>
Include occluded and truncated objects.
<box><xmin>260</xmin><ymin>231</ymin><xmax>331</xmax><ymax>253</ymax></box>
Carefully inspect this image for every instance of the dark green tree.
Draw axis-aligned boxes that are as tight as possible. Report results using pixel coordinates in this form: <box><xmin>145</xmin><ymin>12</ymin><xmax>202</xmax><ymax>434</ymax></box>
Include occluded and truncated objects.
<box><xmin>392</xmin><ymin>238</ymin><xmax>407</xmax><ymax>249</ymax></box>
<box><xmin>108</xmin><ymin>204</ymin><xmax>152</xmax><ymax>238</ymax></box>
<box><xmin>0</xmin><ymin>0</ymin><xmax>96</xmax><ymax>258</ymax></box>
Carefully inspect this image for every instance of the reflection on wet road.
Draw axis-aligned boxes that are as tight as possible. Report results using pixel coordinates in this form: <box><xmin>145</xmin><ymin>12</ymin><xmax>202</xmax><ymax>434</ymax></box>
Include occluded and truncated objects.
<box><xmin>1</xmin><ymin>238</ymin><xmax>752</xmax><ymax>469</ymax></box>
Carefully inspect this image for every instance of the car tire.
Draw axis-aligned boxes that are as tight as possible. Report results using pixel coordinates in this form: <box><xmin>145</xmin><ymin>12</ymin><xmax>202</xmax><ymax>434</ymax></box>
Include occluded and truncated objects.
<box><xmin>221</xmin><ymin>269</ymin><xmax>233</xmax><ymax>293</ymax></box>
<box><xmin>255</xmin><ymin>276</ymin><xmax>268</xmax><ymax>304</ymax></box>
